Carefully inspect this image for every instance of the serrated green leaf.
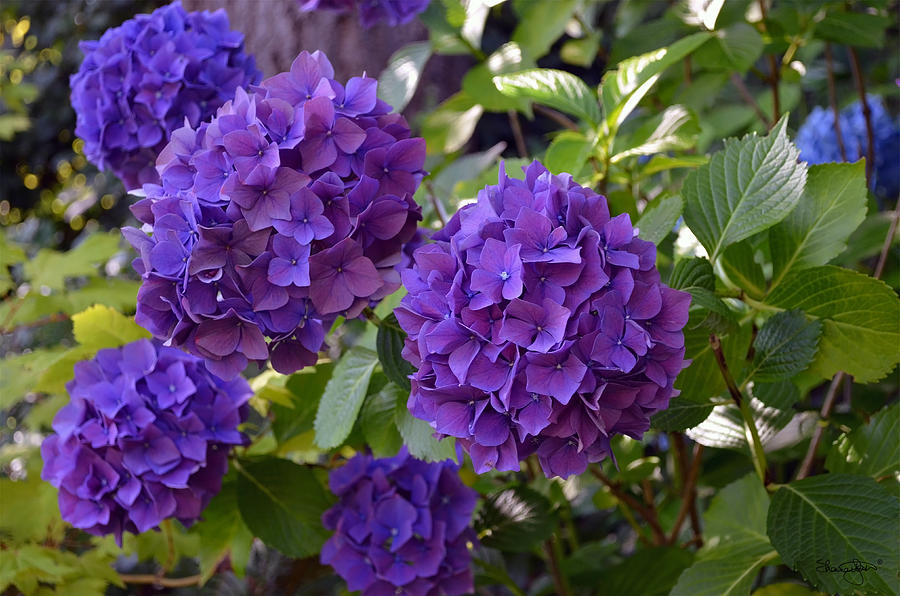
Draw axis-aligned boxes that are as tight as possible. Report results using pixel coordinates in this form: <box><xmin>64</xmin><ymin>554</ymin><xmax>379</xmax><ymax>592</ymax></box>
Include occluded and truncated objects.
<box><xmin>672</xmin><ymin>474</ymin><xmax>777</xmax><ymax>596</ymax></box>
<box><xmin>395</xmin><ymin>402</ymin><xmax>457</xmax><ymax>462</ymax></box>
<box><xmin>601</xmin><ymin>33</ymin><xmax>712</xmax><ymax>134</ymax></box>
<box><xmin>611</xmin><ymin>105</ymin><xmax>700</xmax><ymax>163</ymax></box>
<box><xmin>599</xmin><ymin>547</ymin><xmax>694</xmax><ymax>596</ymax></box>
<box><xmin>764</xmin><ymin>266</ymin><xmax>900</xmax><ymax>382</ymax></box>
<box><xmin>314</xmin><ymin>347</ymin><xmax>378</xmax><ymax>449</ymax></box>
<box><xmin>669</xmin><ymin>257</ymin><xmax>715</xmax><ymax>292</ymax></box>
<box><xmin>744</xmin><ymin>310</ymin><xmax>822</xmax><ymax>383</ymax></box>
<box><xmin>376</xmin><ymin>314</ymin><xmax>414</xmax><ymax>391</ymax></box>
<box><xmin>476</xmin><ymin>485</ymin><xmax>557</xmax><ymax>552</ymax></box>
<box><xmin>377</xmin><ymin>42</ymin><xmax>431</xmax><ymax>112</ymax></box>
<box><xmin>686</xmin><ymin>396</ymin><xmax>796</xmax><ymax>451</ymax></box>
<box><xmin>511</xmin><ymin>0</ymin><xmax>578</xmax><ymax>60</ymax></box>
<box><xmin>752</xmin><ymin>380</ymin><xmax>801</xmax><ymax>410</ymax></box>
<box><xmin>421</xmin><ymin>92</ymin><xmax>483</xmax><ymax>154</ymax></box>
<box><xmin>636</xmin><ymin>195</ymin><xmax>683</xmax><ymax>245</ymax></box>
<box><xmin>71</xmin><ymin>304</ymin><xmax>150</xmax><ymax>351</ymax></box>
<box><xmin>236</xmin><ymin>457</ymin><xmax>332</xmax><ymax>558</ymax></box>
<box><xmin>652</xmin><ymin>394</ymin><xmax>718</xmax><ymax>431</ymax></box>
<box><xmin>494</xmin><ymin>69</ymin><xmax>601</xmax><ymax>125</ymax></box>
<box><xmin>815</xmin><ymin>11</ymin><xmax>890</xmax><ymax>48</ymax></box>
<box><xmin>767</xmin><ymin>474</ymin><xmax>899</xmax><ymax>594</ymax></box>
<box><xmin>360</xmin><ymin>383</ymin><xmax>404</xmax><ymax>457</ymax></box>
<box><xmin>826</xmin><ymin>403</ymin><xmax>899</xmax><ymax>480</ymax></box>
<box><xmin>769</xmin><ymin>162</ymin><xmax>868</xmax><ymax>291</ymax></box>
<box><xmin>682</xmin><ymin>117</ymin><xmax>806</xmax><ymax>262</ymax></box>
<box><xmin>544</xmin><ymin>131</ymin><xmax>594</xmax><ymax>179</ymax></box>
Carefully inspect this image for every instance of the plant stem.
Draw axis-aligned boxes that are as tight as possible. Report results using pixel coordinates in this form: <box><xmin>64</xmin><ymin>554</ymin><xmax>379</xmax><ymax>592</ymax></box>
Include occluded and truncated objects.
<box><xmin>795</xmin><ymin>373</ymin><xmax>844</xmax><ymax>480</ymax></box>
<box><xmin>118</xmin><ymin>574</ymin><xmax>202</xmax><ymax>587</ymax></box>
<box><xmin>533</xmin><ymin>104</ymin><xmax>579</xmax><ymax>131</ymax></box>
<box><xmin>873</xmin><ymin>209</ymin><xmax>899</xmax><ymax>280</ymax></box>
<box><xmin>590</xmin><ymin>467</ymin><xmax>667</xmax><ymax>544</ymax></box>
<box><xmin>161</xmin><ymin>519</ymin><xmax>176</xmax><ymax>573</ymax></box>
<box><xmin>730</xmin><ymin>73</ymin><xmax>770</xmax><ymax>128</ymax></box>
<box><xmin>709</xmin><ymin>334</ymin><xmax>768</xmax><ymax>484</ymax></box>
<box><xmin>668</xmin><ymin>442</ymin><xmax>704</xmax><ymax>545</ymax></box>
<box><xmin>543</xmin><ymin>535</ymin><xmax>573</xmax><ymax>596</ymax></box>
<box><xmin>507</xmin><ymin>110</ymin><xmax>528</xmax><ymax>158</ymax></box>
<box><xmin>847</xmin><ymin>46</ymin><xmax>875</xmax><ymax>188</ymax></box>
<box><xmin>423</xmin><ymin>181</ymin><xmax>448</xmax><ymax>227</ymax></box>
<box><xmin>824</xmin><ymin>43</ymin><xmax>847</xmax><ymax>161</ymax></box>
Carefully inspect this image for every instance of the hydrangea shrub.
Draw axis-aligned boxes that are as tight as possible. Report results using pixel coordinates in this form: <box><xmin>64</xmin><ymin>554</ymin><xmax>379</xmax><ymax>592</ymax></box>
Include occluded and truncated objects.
<box><xmin>124</xmin><ymin>50</ymin><xmax>425</xmax><ymax>380</ymax></box>
<box><xmin>70</xmin><ymin>1</ymin><xmax>261</xmax><ymax>190</ymax></box>
<box><xmin>298</xmin><ymin>0</ymin><xmax>430</xmax><ymax>28</ymax></box>
<box><xmin>40</xmin><ymin>338</ymin><xmax>251</xmax><ymax>544</ymax></box>
<box><xmin>321</xmin><ymin>448</ymin><xmax>477</xmax><ymax>595</ymax></box>
<box><xmin>396</xmin><ymin>161</ymin><xmax>690</xmax><ymax>478</ymax></box>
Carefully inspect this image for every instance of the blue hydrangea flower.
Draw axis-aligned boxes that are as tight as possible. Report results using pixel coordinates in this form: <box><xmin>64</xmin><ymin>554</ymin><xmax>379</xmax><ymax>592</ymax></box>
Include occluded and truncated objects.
<box><xmin>70</xmin><ymin>1</ymin><xmax>261</xmax><ymax>190</ymax></box>
<box><xmin>796</xmin><ymin>95</ymin><xmax>900</xmax><ymax>200</ymax></box>
<box><xmin>40</xmin><ymin>339</ymin><xmax>251</xmax><ymax>545</ymax></box>
<box><xmin>396</xmin><ymin>161</ymin><xmax>691</xmax><ymax>479</ymax></box>
<box><xmin>123</xmin><ymin>50</ymin><xmax>424</xmax><ymax>380</ymax></box>
<box><xmin>321</xmin><ymin>448</ymin><xmax>477</xmax><ymax>595</ymax></box>
<box><xmin>298</xmin><ymin>0</ymin><xmax>430</xmax><ymax>28</ymax></box>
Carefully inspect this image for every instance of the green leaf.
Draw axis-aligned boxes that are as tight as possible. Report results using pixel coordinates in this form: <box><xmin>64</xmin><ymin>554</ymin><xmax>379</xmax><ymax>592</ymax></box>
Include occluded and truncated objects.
<box><xmin>418</xmin><ymin>0</ymin><xmax>468</xmax><ymax>55</ymax></box>
<box><xmin>826</xmin><ymin>403</ymin><xmax>899</xmax><ymax>480</ymax></box>
<box><xmin>751</xmin><ymin>583</ymin><xmax>823</xmax><ymax>596</ymax></box>
<box><xmin>669</xmin><ymin>257</ymin><xmax>715</xmax><ymax>292</ymax></box>
<box><xmin>744</xmin><ymin>310</ymin><xmax>822</xmax><ymax>383</ymax></box>
<box><xmin>421</xmin><ymin>92</ymin><xmax>483</xmax><ymax>154</ymax></box>
<box><xmin>192</xmin><ymin>475</ymin><xmax>253</xmax><ymax>584</ymax></box>
<box><xmin>815</xmin><ymin>11</ymin><xmax>890</xmax><ymax>48</ymax></box>
<box><xmin>720</xmin><ymin>243</ymin><xmax>766</xmax><ymax>301</ymax></box>
<box><xmin>672</xmin><ymin>474</ymin><xmax>777</xmax><ymax>596</ymax></box>
<box><xmin>236</xmin><ymin>457</ymin><xmax>332</xmax><ymax>558</ymax></box>
<box><xmin>377</xmin><ymin>42</ymin><xmax>432</xmax><ymax>112</ymax></box>
<box><xmin>494</xmin><ymin>69</ymin><xmax>601</xmax><ymax>125</ymax></box>
<box><xmin>476</xmin><ymin>485</ymin><xmax>557</xmax><ymax>552</ymax></box>
<box><xmin>682</xmin><ymin>117</ymin><xmax>806</xmax><ymax>262</ymax></box>
<box><xmin>669</xmin><ymin>260</ymin><xmax>737</xmax><ymax>336</ymax></box>
<box><xmin>511</xmin><ymin>0</ymin><xmax>578</xmax><ymax>60</ymax></box>
<box><xmin>611</xmin><ymin>105</ymin><xmax>700</xmax><ymax>162</ymax></box>
<box><xmin>651</xmin><ymin>394</ymin><xmax>717</xmax><ymax>432</ymax></box>
<box><xmin>636</xmin><ymin>195</ymin><xmax>683</xmax><ymax>245</ymax></box>
<box><xmin>769</xmin><ymin>162</ymin><xmax>868</xmax><ymax>291</ymax></box>
<box><xmin>599</xmin><ymin>547</ymin><xmax>694</xmax><ymax>596</ymax></box>
<box><xmin>600</xmin><ymin>33</ymin><xmax>712</xmax><ymax>135</ymax></box>
<box><xmin>313</xmin><ymin>347</ymin><xmax>378</xmax><ymax>449</ymax></box>
<box><xmin>71</xmin><ymin>305</ymin><xmax>150</xmax><ymax>351</ymax></box>
<box><xmin>544</xmin><ymin>131</ymin><xmax>594</xmax><ymax>178</ymax></box>
<box><xmin>764</xmin><ymin>266</ymin><xmax>900</xmax><ymax>382</ymax></box>
<box><xmin>561</xmin><ymin>33</ymin><xmax>601</xmax><ymax>67</ymax></box>
<box><xmin>0</xmin><ymin>347</ymin><xmax>70</xmax><ymax>407</ymax></box>
<box><xmin>462</xmin><ymin>42</ymin><xmax>533</xmax><ymax>114</ymax></box>
<box><xmin>686</xmin><ymin>395</ymin><xmax>796</xmax><ymax>451</ymax></box>
<box><xmin>693</xmin><ymin>23</ymin><xmax>764</xmax><ymax>72</ymax></box>
<box><xmin>640</xmin><ymin>154</ymin><xmax>709</xmax><ymax>176</ymax></box>
<box><xmin>376</xmin><ymin>314</ymin><xmax>414</xmax><ymax>391</ymax></box>
<box><xmin>753</xmin><ymin>380</ymin><xmax>801</xmax><ymax>410</ymax></box>
<box><xmin>395</xmin><ymin>400</ymin><xmax>457</xmax><ymax>462</ymax></box>
<box><xmin>767</xmin><ymin>474</ymin><xmax>899</xmax><ymax>594</ymax></box>
<box><xmin>360</xmin><ymin>383</ymin><xmax>404</xmax><ymax>457</ymax></box>
<box><xmin>23</xmin><ymin>232</ymin><xmax>121</xmax><ymax>290</ymax></box>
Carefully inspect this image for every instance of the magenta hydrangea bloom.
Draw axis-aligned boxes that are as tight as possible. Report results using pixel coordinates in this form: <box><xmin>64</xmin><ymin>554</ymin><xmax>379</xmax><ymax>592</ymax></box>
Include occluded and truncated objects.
<box><xmin>298</xmin><ymin>0</ymin><xmax>430</xmax><ymax>28</ymax></box>
<box><xmin>124</xmin><ymin>50</ymin><xmax>424</xmax><ymax>380</ymax></box>
<box><xmin>321</xmin><ymin>448</ymin><xmax>477</xmax><ymax>595</ymax></box>
<box><xmin>70</xmin><ymin>1</ymin><xmax>261</xmax><ymax>190</ymax></box>
<box><xmin>396</xmin><ymin>161</ymin><xmax>691</xmax><ymax>479</ymax></box>
<box><xmin>40</xmin><ymin>339</ymin><xmax>251</xmax><ymax>544</ymax></box>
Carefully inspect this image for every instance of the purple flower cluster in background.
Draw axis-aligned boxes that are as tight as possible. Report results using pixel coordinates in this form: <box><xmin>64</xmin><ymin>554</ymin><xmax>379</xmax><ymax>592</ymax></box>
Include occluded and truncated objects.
<box><xmin>70</xmin><ymin>1</ymin><xmax>260</xmax><ymax>190</ymax></box>
<box><xmin>41</xmin><ymin>339</ymin><xmax>250</xmax><ymax>544</ymax></box>
<box><xmin>396</xmin><ymin>161</ymin><xmax>690</xmax><ymax>479</ymax></box>
<box><xmin>322</xmin><ymin>448</ymin><xmax>476</xmax><ymax>595</ymax></box>
<box><xmin>796</xmin><ymin>95</ymin><xmax>900</xmax><ymax>200</ymax></box>
<box><xmin>124</xmin><ymin>50</ymin><xmax>424</xmax><ymax>380</ymax></box>
<box><xmin>298</xmin><ymin>0</ymin><xmax>430</xmax><ymax>29</ymax></box>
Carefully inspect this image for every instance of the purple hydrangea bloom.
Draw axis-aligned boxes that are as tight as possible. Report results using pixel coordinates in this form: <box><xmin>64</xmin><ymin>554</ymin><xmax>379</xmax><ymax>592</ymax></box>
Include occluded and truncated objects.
<box><xmin>124</xmin><ymin>50</ymin><xmax>424</xmax><ymax>380</ymax></box>
<box><xmin>397</xmin><ymin>161</ymin><xmax>691</xmax><ymax>479</ymax></box>
<box><xmin>70</xmin><ymin>1</ymin><xmax>261</xmax><ymax>190</ymax></box>
<box><xmin>40</xmin><ymin>339</ymin><xmax>250</xmax><ymax>544</ymax></box>
<box><xmin>796</xmin><ymin>95</ymin><xmax>900</xmax><ymax>200</ymax></box>
<box><xmin>321</xmin><ymin>448</ymin><xmax>477</xmax><ymax>595</ymax></box>
<box><xmin>298</xmin><ymin>0</ymin><xmax>430</xmax><ymax>29</ymax></box>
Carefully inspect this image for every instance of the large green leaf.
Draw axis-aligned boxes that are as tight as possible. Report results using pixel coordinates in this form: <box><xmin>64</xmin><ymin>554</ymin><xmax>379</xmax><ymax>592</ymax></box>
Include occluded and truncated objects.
<box><xmin>743</xmin><ymin>310</ymin><xmax>822</xmax><ymax>384</ymax></box>
<box><xmin>611</xmin><ymin>105</ymin><xmax>700</xmax><ymax>163</ymax></box>
<box><xmin>682</xmin><ymin>117</ymin><xmax>806</xmax><ymax>262</ymax></box>
<box><xmin>272</xmin><ymin>363</ymin><xmax>333</xmax><ymax>444</ymax></box>
<box><xmin>764</xmin><ymin>266</ymin><xmax>900</xmax><ymax>382</ymax></box>
<box><xmin>494</xmin><ymin>69</ymin><xmax>601</xmax><ymax>126</ymax></box>
<box><xmin>462</xmin><ymin>42</ymin><xmax>533</xmax><ymax>114</ymax></box>
<box><xmin>360</xmin><ymin>382</ymin><xmax>404</xmax><ymax>457</ymax></box>
<box><xmin>377</xmin><ymin>41</ymin><xmax>432</xmax><ymax>112</ymax></box>
<box><xmin>767</xmin><ymin>474</ymin><xmax>899</xmax><ymax>594</ymax></box>
<box><xmin>599</xmin><ymin>547</ymin><xmax>695</xmax><ymax>596</ymax></box>
<box><xmin>544</xmin><ymin>131</ymin><xmax>594</xmax><ymax>179</ymax></box>
<box><xmin>651</xmin><ymin>394</ymin><xmax>718</xmax><ymax>432</ymax></box>
<box><xmin>236</xmin><ymin>457</ymin><xmax>333</xmax><ymax>558</ymax></box>
<box><xmin>395</xmin><ymin>398</ymin><xmax>457</xmax><ymax>462</ymax></box>
<box><xmin>475</xmin><ymin>485</ymin><xmax>558</xmax><ymax>553</ymax></box>
<box><xmin>693</xmin><ymin>23</ymin><xmax>764</xmax><ymax>72</ymax></box>
<box><xmin>814</xmin><ymin>11</ymin><xmax>891</xmax><ymax>48</ymax></box>
<box><xmin>769</xmin><ymin>162</ymin><xmax>868</xmax><ymax>291</ymax></box>
<box><xmin>600</xmin><ymin>33</ymin><xmax>711</xmax><ymax>134</ymax></box>
<box><xmin>720</xmin><ymin>243</ymin><xmax>766</xmax><ymax>301</ymax></box>
<box><xmin>669</xmin><ymin>257</ymin><xmax>737</xmax><ymax>336</ymax></box>
<box><xmin>826</xmin><ymin>403</ymin><xmax>899</xmax><ymax>480</ymax></box>
<box><xmin>192</xmin><ymin>475</ymin><xmax>253</xmax><ymax>584</ymax></box>
<box><xmin>23</xmin><ymin>232</ymin><xmax>121</xmax><ymax>290</ymax></box>
<box><xmin>511</xmin><ymin>0</ymin><xmax>578</xmax><ymax>60</ymax></box>
<box><xmin>686</xmin><ymin>395</ymin><xmax>797</xmax><ymax>451</ymax></box>
<box><xmin>71</xmin><ymin>305</ymin><xmax>150</xmax><ymax>351</ymax></box>
<box><xmin>313</xmin><ymin>346</ymin><xmax>378</xmax><ymax>449</ymax></box>
<box><xmin>421</xmin><ymin>91</ymin><xmax>483</xmax><ymax>154</ymax></box>
<box><xmin>672</xmin><ymin>474</ymin><xmax>777</xmax><ymax>596</ymax></box>
<box><xmin>636</xmin><ymin>195</ymin><xmax>683</xmax><ymax>245</ymax></box>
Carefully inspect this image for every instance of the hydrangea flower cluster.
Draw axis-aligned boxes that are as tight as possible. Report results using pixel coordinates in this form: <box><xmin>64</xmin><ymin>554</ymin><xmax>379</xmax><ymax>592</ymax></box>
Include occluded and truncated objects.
<box><xmin>70</xmin><ymin>1</ymin><xmax>261</xmax><ymax>190</ymax></box>
<box><xmin>796</xmin><ymin>95</ymin><xmax>900</xmax><ymax>200</ymax></box>
<box><xmin>396</xmin><ymin>161</ymin><xmax>691</xmax><ymax>479</ymax></box>
<box><xmin>298</xmin><ymin>0</ymin><xmax>430</xmax><ymax>28</ymax></box>
<box><xmin>124</xmin><ymin>50</ymin><xmax>424</xmax><ymax>380</ymax></box>
<box><xmin>40</xmin><ymin>339</ymin><xmax>251</xmax><ymax>544</ymax></box>
<box><xmin>321</xmin><ymin>448</ymin><xmax>477</xmax><ymax>595</ymax></box>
